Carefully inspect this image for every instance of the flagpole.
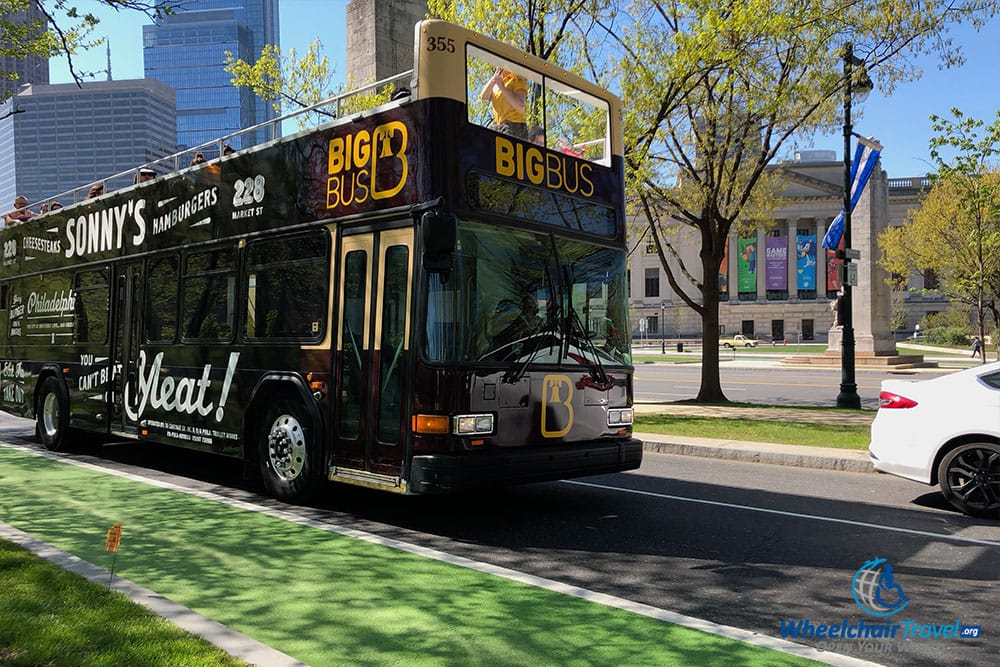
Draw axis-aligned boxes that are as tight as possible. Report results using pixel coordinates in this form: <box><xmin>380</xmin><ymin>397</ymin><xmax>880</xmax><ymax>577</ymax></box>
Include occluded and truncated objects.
<box><xmin>837</xmin><ymin>43</ymin><xmax>861</xmax><ymax>410</ymax></box>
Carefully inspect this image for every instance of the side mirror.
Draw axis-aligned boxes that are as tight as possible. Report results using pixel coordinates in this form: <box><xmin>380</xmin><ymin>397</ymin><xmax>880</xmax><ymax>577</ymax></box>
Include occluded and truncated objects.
<box><xmin>421</xmin><ymin>209</ymin><xmax>456</xmax><ymax>274</ymax></box>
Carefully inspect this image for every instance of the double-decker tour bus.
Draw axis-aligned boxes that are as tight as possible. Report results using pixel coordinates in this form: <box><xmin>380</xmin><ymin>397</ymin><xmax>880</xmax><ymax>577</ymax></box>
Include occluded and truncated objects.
<box><xmin>0</xmin><ymin>20</ymin><xmax>640</xmax><ymax>501</ymax></box>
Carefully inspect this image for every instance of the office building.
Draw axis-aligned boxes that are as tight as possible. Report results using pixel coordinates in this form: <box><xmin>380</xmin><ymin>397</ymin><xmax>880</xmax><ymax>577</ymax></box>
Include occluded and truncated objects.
<box><xmin>0</xmin><ymin>79</ymin><xmax>176</xmax><ymax>206</ymax></box>
<box><xmin>142</xmin><ymin>0</ymin><xmax>279</xmax><ymax>150</ymax></box>
<box><xmin>628</xmin><ymin>153</ymin><xmax>945</xmax><ymax>344</ymax></box>
<box><xmin>0</xmin><ymin>4</ymin><xmax>50</xmax><ymax>99</ymax></box>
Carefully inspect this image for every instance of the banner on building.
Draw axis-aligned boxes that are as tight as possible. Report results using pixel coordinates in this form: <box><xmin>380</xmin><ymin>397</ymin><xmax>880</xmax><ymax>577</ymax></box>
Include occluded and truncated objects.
<box><xmin>737</xmin><ymin>238</ymin><xmax>757</xmax><ymax>293</ymax></box>
<box><xmin>719</xmin><ymin>242</ymin><xmax>729</xmax><ymax>297</ymax></box>
<box><xmin>765</xmin><ymin>236</ymin><xmax>788</xmax><ymax>291</ymax></box>
<box><xmin>796</xmin><ymin>234</ymin><xmax>816</xmax><ymax>291</ymax></box>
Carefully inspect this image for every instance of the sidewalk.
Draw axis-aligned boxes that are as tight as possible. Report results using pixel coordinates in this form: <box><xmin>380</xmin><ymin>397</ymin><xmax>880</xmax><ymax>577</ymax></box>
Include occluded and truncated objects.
<box><xmin>633</xmin><ymin>401</ymin><xmax>875</xmax><ymax>473</ymax></box>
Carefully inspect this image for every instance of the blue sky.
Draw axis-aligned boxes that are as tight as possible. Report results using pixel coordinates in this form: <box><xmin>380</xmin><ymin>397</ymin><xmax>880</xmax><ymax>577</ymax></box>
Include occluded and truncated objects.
<box><xmin>49</xmin><ymin>1</ymin><xmax>998</xmax><ymax>178</ymax></box>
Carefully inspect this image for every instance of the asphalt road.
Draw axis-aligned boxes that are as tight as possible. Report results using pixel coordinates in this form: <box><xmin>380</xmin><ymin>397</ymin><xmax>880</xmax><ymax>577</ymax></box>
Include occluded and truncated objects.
<box><xmin>633</xmin><ymin>363</ymin><xmax>953</xmax><ymax>408</ymax></box>
<box><xmin>2</xmin><ymin>416</ymin><xmax>995</xmax><ymax>667</ymax></box>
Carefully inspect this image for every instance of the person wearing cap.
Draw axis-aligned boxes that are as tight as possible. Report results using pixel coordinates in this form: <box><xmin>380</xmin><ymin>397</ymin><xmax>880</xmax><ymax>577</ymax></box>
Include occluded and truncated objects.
<box><xmin>133</xmin><ymin>168</ymin><xmax>156</xmax><ymax>184</ymax></box>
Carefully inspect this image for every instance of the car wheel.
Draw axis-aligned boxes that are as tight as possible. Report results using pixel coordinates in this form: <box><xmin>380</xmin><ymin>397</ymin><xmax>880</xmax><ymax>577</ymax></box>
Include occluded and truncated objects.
<box><xmin>258</xmin><ymin>397</ymin><xmax>321</xmax><ymax>503</ymax></box>
<box><xmin>744</xmin><ymin>343</ymin><xmax>752</xmax><ymax>347</ymax></box>
<box><xmin>36</xmin><ymin>377</ymin><xmax>70</xmax><ymax>452</ymax></box>
<box><xmin>937</xmin><ymin>443</ymin><xmax>1000</xmax><ymax>519</ymax></box>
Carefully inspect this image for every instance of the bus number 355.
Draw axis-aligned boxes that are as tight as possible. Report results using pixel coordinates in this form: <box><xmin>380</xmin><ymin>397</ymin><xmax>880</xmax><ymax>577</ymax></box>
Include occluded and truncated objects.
<box><xmin>233</xmin><ymin>175</ymin><xmax>266</xmax><ymax>207</ymax></box>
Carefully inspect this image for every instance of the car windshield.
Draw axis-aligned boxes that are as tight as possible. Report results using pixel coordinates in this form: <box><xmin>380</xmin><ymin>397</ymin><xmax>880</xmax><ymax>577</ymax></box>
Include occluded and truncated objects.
<box><xmin>423</xmin><ymin>220</ymin><xmax>630</xmax><ymax>366</ymax></box>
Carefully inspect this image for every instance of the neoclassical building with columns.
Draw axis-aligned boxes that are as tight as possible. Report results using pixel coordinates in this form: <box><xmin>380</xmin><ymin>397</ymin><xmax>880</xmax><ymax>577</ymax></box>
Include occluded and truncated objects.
<box><xmin>627</xmin><ymin>151</ymin><xmax>946</xmax><ymax>344</ymax></box>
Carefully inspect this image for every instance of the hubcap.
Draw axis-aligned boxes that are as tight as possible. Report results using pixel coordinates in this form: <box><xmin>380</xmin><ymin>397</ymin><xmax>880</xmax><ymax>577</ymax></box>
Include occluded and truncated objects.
<box><xmin>947</xmin><ymin>448</ymin><xmax>1000</xmax><ymax>512</ymax></box>
<box><xmin>42</xmin><ymin>393</ymin><xmax>60</xmax><ymax>438</ymax></box>
<box><xmin>267</xmin><ymin>414</ymin><xmax>306</xmax><ymax>481</ymax></box>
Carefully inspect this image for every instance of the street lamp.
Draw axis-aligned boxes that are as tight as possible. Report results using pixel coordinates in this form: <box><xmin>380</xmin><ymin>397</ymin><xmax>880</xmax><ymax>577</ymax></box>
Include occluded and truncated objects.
<box><xmin>836</xmin><ymin>43</ymin><xmax>872</xmax><ymax>410</ymax></box>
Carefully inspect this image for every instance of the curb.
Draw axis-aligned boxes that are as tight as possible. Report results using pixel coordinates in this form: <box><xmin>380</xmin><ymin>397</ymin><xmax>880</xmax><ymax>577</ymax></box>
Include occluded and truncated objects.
<box><xmin>0</xmin><ymin>522</ymin><xmax>307</xmax><ymax>667</ymax></box>
<box><xmin>637</xmin><ymin>434</ymin><xmax>874</xmax><ymax>474</ymax></box>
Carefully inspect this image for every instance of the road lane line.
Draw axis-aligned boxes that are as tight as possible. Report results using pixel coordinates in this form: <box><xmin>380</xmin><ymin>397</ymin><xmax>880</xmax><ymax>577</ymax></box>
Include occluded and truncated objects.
<box><xmin>563</xmin><ymin>480</ymin><xmax>1000</xmax><ymax>547</ymax></box>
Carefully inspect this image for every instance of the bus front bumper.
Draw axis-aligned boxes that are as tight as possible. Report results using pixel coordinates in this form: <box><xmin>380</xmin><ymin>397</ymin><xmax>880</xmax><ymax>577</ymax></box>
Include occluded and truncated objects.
<box><xmin>408</xmin><ymin>438</ymin><xmax>643</xmax><ymax>494</ymax></box>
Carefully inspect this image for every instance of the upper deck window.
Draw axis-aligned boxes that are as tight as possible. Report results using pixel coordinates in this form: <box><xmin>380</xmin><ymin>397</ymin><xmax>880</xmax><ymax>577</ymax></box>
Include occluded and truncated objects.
<box><xmin>465</xmin><ymin>44</ymin><xmax>611</xmax><ymax>166</ymax></box>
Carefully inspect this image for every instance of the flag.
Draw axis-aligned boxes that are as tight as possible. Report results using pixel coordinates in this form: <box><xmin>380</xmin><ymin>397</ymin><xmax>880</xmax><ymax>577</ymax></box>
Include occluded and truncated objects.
<box><xmin>821</xmin><ymin>136</ymin><xmax>883</xmax><ymax>250</ymax></box>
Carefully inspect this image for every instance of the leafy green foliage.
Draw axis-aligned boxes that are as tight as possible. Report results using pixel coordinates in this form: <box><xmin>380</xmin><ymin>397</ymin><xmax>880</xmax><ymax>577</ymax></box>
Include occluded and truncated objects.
<box><xmin>224</xmin><ymin>39</ymin><xmax>392</xmax><ymax>131</ymax></box>
<box><xmin>431</xmin><ymin>0</ymin><xmax>1000</xmax><ymax>401</ymax></box>
<box><xmin>0</xmin><ymin>1</ymin><xmax>177</xmax><ymax>96</ymax></box>
<box><xmin>880</xmin><ymin>108</ymin><xmax>1000</xmax><ymax>360</ymax></box>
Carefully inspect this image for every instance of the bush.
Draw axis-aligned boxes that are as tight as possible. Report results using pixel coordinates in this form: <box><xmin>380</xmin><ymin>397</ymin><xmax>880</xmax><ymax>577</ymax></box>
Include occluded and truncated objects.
<box><xmin>925</xmin><ymin>325</ymin><xmax>973</xmax><ymax>346</ymax></box>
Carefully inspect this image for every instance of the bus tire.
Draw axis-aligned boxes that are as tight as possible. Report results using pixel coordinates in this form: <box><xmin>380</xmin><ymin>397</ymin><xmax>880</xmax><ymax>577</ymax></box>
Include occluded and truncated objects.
<box><xmin>37</xmin><ymin>377</ymin><xmax>70</xmax><ymax>452</ymax></box>
<box><xmin>258</xmin><ymin>397</ymin><xmax>320</xmax><ymax>503</ymax></box>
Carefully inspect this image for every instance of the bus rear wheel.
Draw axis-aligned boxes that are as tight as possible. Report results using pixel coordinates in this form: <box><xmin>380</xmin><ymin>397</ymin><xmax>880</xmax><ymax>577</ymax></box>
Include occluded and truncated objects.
<box><xmin>37</xmin><ymin>377</ymin><xmax>70</xmax><ymax>452</ymax></box>
<box><xmin>258</xmin><ymin>398</ymin><xmax>320</xmax><ymax>503</ymax></box>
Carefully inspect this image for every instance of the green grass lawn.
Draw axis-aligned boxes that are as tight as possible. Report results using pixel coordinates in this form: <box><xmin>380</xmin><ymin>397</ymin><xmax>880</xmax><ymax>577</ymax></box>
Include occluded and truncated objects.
<box><xmin>0</xmin><ymin>539</ymin><xmax>248</xmax><ymax>667</ymax></box>
<box><xmin>634</xmin><ymin>414</ymin><xmax>870</xmax><ymax>449</ymax></box>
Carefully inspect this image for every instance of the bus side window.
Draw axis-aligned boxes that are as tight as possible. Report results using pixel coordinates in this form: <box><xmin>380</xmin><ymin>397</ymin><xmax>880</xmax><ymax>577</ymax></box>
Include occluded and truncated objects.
<box><xmin>146</xmin><ymin>256</ymin><xmax>178</xmax><ymax>343</ymax></box>
<box><xmin>182</xmin><ymin>248</ymin><xmax>236</xmax><ymax>341</ymax></box>
<box><xmin>245</xmin><ymin>231</ymin><xmax>329</xmax><ymax>341</ymax></box>
<box><xmin>0</xmin><ymin>282</ymin><xmax>7</xmax><ymax>309</ymax></box>
<box><xmin>73</xmin><ymin>269</ymin><xmax>110</xmax><ymax>344</ymax></box>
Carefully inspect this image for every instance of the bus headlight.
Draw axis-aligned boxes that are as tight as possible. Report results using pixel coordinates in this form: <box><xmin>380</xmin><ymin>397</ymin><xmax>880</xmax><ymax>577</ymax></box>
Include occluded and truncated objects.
<box><xmin>607</xmin><ymin>408</ymin><xmax>633</xmax><ymax>427</ymax></box>
<box><xmin>454</xmin><ymin>414</ymin><xmax>494</xmax><ymax>435</ymax></box>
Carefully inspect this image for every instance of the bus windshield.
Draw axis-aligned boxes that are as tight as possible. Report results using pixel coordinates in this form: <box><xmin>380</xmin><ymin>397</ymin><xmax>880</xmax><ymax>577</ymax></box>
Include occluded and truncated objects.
<box><xmin>424</xmin><ymin>221</ymin><xmax>630</xmax><ymax>367</ymax></box>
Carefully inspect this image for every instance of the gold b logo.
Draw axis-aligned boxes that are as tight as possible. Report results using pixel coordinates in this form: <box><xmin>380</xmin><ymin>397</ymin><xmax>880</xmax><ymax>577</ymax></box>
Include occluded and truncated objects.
<box><xmin>541</xmin><ymin>374</ymin><xmax>574</xmax><ymax>438</ymax></box>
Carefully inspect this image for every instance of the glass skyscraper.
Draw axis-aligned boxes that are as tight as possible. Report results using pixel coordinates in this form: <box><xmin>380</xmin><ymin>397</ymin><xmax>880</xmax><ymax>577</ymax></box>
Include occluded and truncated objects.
<box><xmin>0</xmin><ymin>3</ymin><xmax>50</xmax><ymax>100</ymax></box>
<box><xmin>142</xmin><ymin>0</ymin><xmax>279</xmax><ymax>151</ymax></box>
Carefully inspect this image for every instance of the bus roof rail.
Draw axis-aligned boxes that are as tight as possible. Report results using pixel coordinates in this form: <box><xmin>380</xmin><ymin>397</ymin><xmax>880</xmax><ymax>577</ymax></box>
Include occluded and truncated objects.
<box><xmin>29</xmin><ymin>69</ymin><xmax>413</xmax><ymax>211</ymax></box>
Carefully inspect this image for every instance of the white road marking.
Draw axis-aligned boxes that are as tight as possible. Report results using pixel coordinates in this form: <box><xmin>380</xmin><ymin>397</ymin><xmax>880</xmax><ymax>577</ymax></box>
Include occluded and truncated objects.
<box><xmin>563</xmin><ymin>480</ymin><xmax>1000</xmax><ymax>547</ymax></box>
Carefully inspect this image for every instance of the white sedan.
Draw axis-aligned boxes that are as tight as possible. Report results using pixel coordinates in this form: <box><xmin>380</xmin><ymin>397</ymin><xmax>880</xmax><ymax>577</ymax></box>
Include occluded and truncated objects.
<box><xmin>869</xmin><ymin>361</ymin><xmax>1000</xmax><ymax>519</ymax></box>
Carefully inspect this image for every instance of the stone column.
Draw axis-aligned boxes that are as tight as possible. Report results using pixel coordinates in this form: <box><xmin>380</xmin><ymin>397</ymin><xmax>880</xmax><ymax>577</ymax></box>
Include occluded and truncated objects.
<box><xmin>346</xmin><ymin>0</ymin><xmax>429</xmax><ymax>85</ymax></box>
<box><xmin>852</xmin><ymin>167</ymin><xmax>898</xmax><ymax>355</ymax></box>
<box><xmin>756</xmin><ymin>227</ymin><xmax>767</xmax><ymax>302</ymax></box>
<box><xmin>786</xmin><ymin>219</ymin><xmax>798</xmax><ymax>300</ymax></box>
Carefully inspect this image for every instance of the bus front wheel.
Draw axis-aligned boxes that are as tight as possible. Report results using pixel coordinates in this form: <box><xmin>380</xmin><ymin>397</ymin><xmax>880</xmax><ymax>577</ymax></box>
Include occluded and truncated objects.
<box><xmin>258</xmin><ymin>398</ymin><xmax>320</xmax><ymax>502</ymax></box>
<box><xmin>37</xmin><ymin>377</ymin><xmax>70</xmax><ymax>452</ymax></box>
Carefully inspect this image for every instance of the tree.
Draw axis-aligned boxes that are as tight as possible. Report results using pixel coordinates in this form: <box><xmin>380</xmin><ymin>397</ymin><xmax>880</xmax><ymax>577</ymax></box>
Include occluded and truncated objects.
<box><xmin>0</xmin><ymin>1</ymin><xmax>176</xmax><ymax>97</ymax></box>
<box><xmin>224</xmin><ymin>40</ymin><xmax>337</xmax><ymax>129</ymax></box>
<box><xmin>428</xmin><ymin>0</ymin><xmax>999</xmax><ymax>401</ymax></box>
<box><xmin>879</xmin><ymin>108</ymin><xmax>1000</xmax><ymax>362</ymax></box>
<box><xmin>614</xmin><ymin>0</ymin><xmax>999</xmax><ymax>401</ymax></box>
<box><xmin>224</xmin><ymin>39</ymin><xmax>395</xmax><ymax>130</ymax></box>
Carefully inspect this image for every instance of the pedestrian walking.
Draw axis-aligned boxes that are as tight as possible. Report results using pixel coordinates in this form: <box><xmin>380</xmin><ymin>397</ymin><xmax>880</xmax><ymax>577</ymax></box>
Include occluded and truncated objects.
<box><xmin>971</xmin><ymin>336</ymin><xmax>982</xmax><ymax>359</ymax></box>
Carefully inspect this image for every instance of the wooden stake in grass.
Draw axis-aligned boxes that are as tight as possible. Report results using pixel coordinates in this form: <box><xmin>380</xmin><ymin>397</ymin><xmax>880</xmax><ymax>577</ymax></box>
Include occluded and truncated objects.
<box><xmin>104</xmin><ymin>522</ymin><xmax>123</xmax><ymax>586</ymax></box>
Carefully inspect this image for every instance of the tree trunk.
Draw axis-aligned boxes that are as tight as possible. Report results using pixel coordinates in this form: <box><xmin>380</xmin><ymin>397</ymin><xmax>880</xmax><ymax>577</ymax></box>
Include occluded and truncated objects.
<box><xmin>696</xmin><ymin>231</ymin><xmax>728</xmax><ymax>402</ymax></box>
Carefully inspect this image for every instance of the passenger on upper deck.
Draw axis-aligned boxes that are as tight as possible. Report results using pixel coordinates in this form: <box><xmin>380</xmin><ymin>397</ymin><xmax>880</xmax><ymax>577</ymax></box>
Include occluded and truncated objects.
<box><xmin>479</xmin><ymin>67</ymin><xmax>528</xmax><ymax>139</ymax></box>
<box><xmin>528</xmin><ymin>125</ymin><xmax>546</xmax><ymax>146</ymax></box>
<box><xmin>134</xmin><ymin>168</ymin><xmax>156</xmax><ymax>184</ymax></box>
<box><xmin>190</xmin><ymin>152</ymin><xmax>206</xmax><ymax>166</ymax></box>
<box><xmin>4</xmin><ymin>195</ymin><xmax>36</xmax><ymax>226</ymax></box>
<box><xmin>86</xmin><ymin>183</ymin><xmax>105</xmax><ymax>199</ymax></box>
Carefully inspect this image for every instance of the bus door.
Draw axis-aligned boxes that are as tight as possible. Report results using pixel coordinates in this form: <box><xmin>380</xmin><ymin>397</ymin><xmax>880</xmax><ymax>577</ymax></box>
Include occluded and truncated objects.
<box><xmin>110</xmin><ymin>262</ymin><xmax>143</xmax><ymax>435</ymax></box>
<box><xmin>334</xmin><ymin>229</ymin><xmax>413</xmax><ymax>477</ymax></box>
